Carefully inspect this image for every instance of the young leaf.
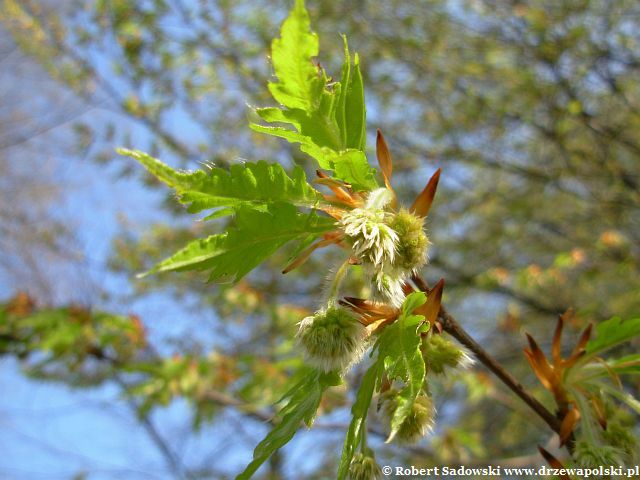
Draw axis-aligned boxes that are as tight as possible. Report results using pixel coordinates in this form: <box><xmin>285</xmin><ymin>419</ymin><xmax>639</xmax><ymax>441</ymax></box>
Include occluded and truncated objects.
<box><xmin>375</xmin><ymin>292</ymin><xmax>427</xmax><ymax>441</ymax></box>
<box><xmin>342</xmin><ymin>51</ymin><xmax>366</xmax><ymax>151</ymax></box>
<box><xmin>236</xmin><ymin>370</ymin><xmax>340</xmax><ymax>480</ymax></box>
<box><xmin>332</xmin><ymin>150</ymin><xmax>378</xmax><ymax>192</ymax></box>
<box><xmin>118</xmin><ymin>148</ymin><xmax>323</xmax><ymax>213</ymax></box>
<box><xmin>337</xmin><ymin>362</ymin><xmax>380</xmax><ymax>480</ymax></box>
<box><xmin>143</xmin><ymin>204</ymin><xmax>335</xmax><ymax>283</ymax></box>
<box><xmin>251</xmin><ymin>1</ymin><xmax>378</xmax><ymax>191</ymax></box>
<box><xmin>268</xmin><ymin>0</ymin><xmax>324</xmax><ymax>111</ymax></box>
<box><xmin>598</xmin><ymin>383</ymin><xmax>640</xmax><ymax>414</ymax></box>
<box><xmin>248</xmin><ymin>124</ymin><xmax>332</xmax><ymax>169</ymax></box>
<box><xmin>584</xmin><ymin>317</ymin><xmax>640</xmax><ymax>357</ymax></box>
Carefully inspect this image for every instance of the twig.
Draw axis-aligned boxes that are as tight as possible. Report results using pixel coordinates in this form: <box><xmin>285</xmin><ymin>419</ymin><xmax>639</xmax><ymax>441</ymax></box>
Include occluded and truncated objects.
<box><xmin>411</xmin><ymin>274</ymin><xmax>562</xmax><ymax>435</ymax></box>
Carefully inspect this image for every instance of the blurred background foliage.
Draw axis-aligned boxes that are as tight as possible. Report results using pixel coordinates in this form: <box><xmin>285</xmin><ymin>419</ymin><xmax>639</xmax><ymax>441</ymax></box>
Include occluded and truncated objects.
<box><xmin>0</xmin><ymin>0</ymin><xmax>638</xmax><ymax>478</ymax></box>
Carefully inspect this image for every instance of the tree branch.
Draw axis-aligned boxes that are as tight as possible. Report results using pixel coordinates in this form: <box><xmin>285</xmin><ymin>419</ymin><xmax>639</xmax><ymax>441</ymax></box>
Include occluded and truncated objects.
<box><xmin>411</xmin><ymin>274</ymin><xmax>562</xmax><ymax>436</ymax></box>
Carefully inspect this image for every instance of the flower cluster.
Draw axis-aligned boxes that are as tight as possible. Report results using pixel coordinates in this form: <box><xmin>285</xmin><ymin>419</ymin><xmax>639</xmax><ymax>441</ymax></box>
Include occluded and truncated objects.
<box><xmin>296</xmin><ymin>306</ymin><xmax>367</xmax><ymax>373</ymax></box>
<box><xmin>289</xmin><ymin>131</ymin><xmax>449</xmax><ymax>453</ymax></box>
<box><xmin>339</xmin><ymin>189</ymin><xmax>430</xmax><ymax>307</ymax></box>
<box><xmin>380</xmin><ymin>389</ymin><xmax>437</xmax><ymax>444</ymax></box>
<box><xmin>349</xmin><ymin>450</ymin><xmax>382</xmax><ymax>480</ymax></box>
<box><xmin>421</xmin><ymin>333</ymin><xmax>474</xmax><ymax>375</ymax></box>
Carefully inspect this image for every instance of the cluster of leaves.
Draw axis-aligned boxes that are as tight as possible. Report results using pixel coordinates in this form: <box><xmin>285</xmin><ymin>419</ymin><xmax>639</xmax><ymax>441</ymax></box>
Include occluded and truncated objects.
<box><xmin>4</xmin><ymin>0</ymin><xmax>639</xmax><ymax>477</ymax></box>
<box><xmin>0</xmin><ymin>291</ymin><xmax>317</xmax><ymax>434</ymax></box>
<box><xmin>117</xmin><ymin>1</ymin><xmax>640</xmax><ymax>478</ymax></box>
<box><xmin>0</xmin><ymin>292</ymin><xmax>145</xmax><ymax>384</ymax></box>
<box><xmin>118</xmin><ymin>2</ymin><xmax>446</xmax><ymax>478</ymax></box>
<box><xmin>525</xmin><ymin>312</ymin><xmax>640</xmax><ymax>467</ymax></box>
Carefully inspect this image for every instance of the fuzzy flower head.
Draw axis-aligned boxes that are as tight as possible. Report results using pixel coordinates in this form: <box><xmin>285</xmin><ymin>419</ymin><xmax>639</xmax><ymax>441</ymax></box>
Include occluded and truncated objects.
<box><xmin>574</xmin><ymin>439</ymin><xmax>626</xmax><ymax>468</ymax></box>
<box><xmin>349</xmin><ymin>450</ymin><xmax>382</xmax><ymax>480</ymax></box>
<box><xmin>339</xmin><ymin>188</ymin><xmax>398</xmax><ymax>269</ymax></box>
<box><xmin>602</xmin><ymin>420</ymin><xmax>638</xmax><ymax>462</ymax></box>
<box><xmin>369</xmin><ymin>268</ymin><xmax>407</xmax><ymax>308</ymax></box>
<box><xmin>389</xmin><ymin>208</ymin><xmax>430</xmax><ymax>272</ymax></box>
<box><xmin>380</xmin><ymin>390</ymin><xmax>436</xmax><ymax>444</ymax></box>
<box><xmin>296</xmin><ymin>306</ymin><xmax>367</xmax><ymax>373</ymax></box>
<box><xmin>421</xmin><ymin>333</ymin><xmax>474</xmax><ymax>375</ymax></box>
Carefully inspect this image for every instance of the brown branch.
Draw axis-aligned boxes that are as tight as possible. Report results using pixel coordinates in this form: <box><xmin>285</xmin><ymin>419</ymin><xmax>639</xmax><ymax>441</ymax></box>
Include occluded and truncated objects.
<box><xmin>411</xmin><ymin>274</ymin><xmax>562</xmax><ymax>435</ymax></box>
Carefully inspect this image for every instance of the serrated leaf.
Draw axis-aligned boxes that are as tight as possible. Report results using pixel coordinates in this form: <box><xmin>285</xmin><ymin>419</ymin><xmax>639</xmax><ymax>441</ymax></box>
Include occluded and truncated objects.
<box><xmin>387</xmin><ymin>323</ymin><xmax>426</xmax><ymax>442</ymax></box>
<box><xmin>336</xmin><ymin>36</ymin><xmax>351</xmax><ymax>148</ymax></box>
<box><xmin>332</xmin><ymin>150</ymin><xmax>378</xmax><ymax>191</ymax></box>
<box><xmin>268</xmin><ymin>0</ymin><xmax>323</xmax><ymax>111</ymax></box>
<box><xmin>336</xmin><ymin>36</ymin><xmax>366</xmax><ymax>152</ymax></box>
<box><xmin>584</xmin><ymin>317</ymin><xmax>640</xmax><ymax>357</ymax></box>
<box><xmin>118</xmin><ymin>148</ymin><xmax>323</xmax><ymax>213</ymax></box>
<box><xmin>249</xmin><ymin>124</ymin><xmax>331</xmax><ymax>169</ymax></box>
<box><xmin>255</xmin><ymin>107</ymin><xmax>303</xmax><ymax>130</ymax></box>
<box><xmin>337</xmin><ymin>362</ymin><xmax>380</xmax><ymax>480</ymax></box>
<box><xmin>252</xmin><ymin>2</ymin><xmax>378</xmax><ymax>191</ymax></box>
<box><xmin>401</xmin><ymin>291</ymin><xmax>428</xmax><ymax>317</ymax></box>
<box><xmin>236</xmin><ymin>370</ymin><xmax>339</xmax><ymax>480</ymax></box>
<box><xmin>375</xmin><ymin>292</ymin><xmax>427</xmax><ymax>442</ymax></box>
<box><xmin>144</xmin><ymin>204</ymin><xmax>335</xmax><ymax>283</ymax></box>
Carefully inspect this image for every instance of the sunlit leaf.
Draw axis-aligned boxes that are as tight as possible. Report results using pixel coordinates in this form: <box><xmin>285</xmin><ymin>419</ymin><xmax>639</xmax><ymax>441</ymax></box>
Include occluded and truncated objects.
<box><xmin>375</xmin><ymin>292</ymin><xmax>427</xmax><ymax>441</ymax></box>
<box><xmin>584</xmin><ymin>317</ymin><xmax>640</xmax><ymax>358</ymax></box>
<box><xmin>118</xmin><ymin>149</ymin><xmax>323</xmax><ymax>213</ymax></box>
<box><xmin>337</xmin><ymin>362</ymin><xmax>379</xmax><ymax>480</ymax></box>
<box><xmin>143</xmin><ymin>204</ymin><xmax>335</xmax><ymax>283</ymax></box>
<box><xmin>236</xmin><ymin>370</ymin><xmax>340</xmax><ymax>480</ymax></box>
<box><xmin>267</xmin><ymin>0</ymin><xmax>323</xmax><ymax>111</ymax></box>
<box><xmin>250</xmin><ymin>1</ymin><xmax>377</xmax><ymax>191</ymax></box>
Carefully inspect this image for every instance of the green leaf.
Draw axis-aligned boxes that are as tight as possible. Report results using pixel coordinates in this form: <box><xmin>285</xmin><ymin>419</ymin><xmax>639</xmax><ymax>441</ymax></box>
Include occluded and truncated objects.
<box><xmin>255</xmin><ymin>107</ymin><xmax>303</xmax><ymax>130</ymax></box>
<box><xmin>340</xmin><ymin>43</ymin><xmax>366</xmax><ymax>151</ymax></box>
<box><xmin>576</xmin><ymin>355</ymin><xmax>640</xmax><ymax>381</ymax></box>
<box><xmin>401</xmin><ymin>291</ymin><xmax>428</xmax><ymax>316</ymax></box>
<box><xmin>598</xmin><ymin>383</ymin><xmax>640</xmax><ymax>415</ymax></box>
<box><xmin>337</xmin><ymin>362</ymin><xmax>379</xmax><ymax>480</ymax></box>
<box><xmin>335</xmin><ymin>291</ymin><xmax>428</xmax><ymax>471</ymax></box>
<box><xmin>236</xmin><ymin>370</ymin><xmax>339</xmax><ymax>480</ymax></box>
<box><xmin>267</xmin><ymin>0</ymin><xmax>323</xmax><ymax>111</ymax></box>
<box><xmin>248</xmin><ymin>124</ymin><xmax>332</xmax><ymax>169</ymax></box>
<box><xmin>375</xmin><ymin>292</ymin><xmax>427</xmax><ymax>442</ymax></box>
<box><xmin>251</xmin><ymin>2</ymin><xmax>378</xmax><ymax>191</ymax></box>
<box><xmin>607</xmin><ymin>354</ymin><xmax>640</xmax><ymax>376</ymax></box>
<box><xmin>332</xmin><ymin>150</ymin><xmax>378</xmax><ymax>191</ymax></box>
<box><xmin>118</xmin><ymin>148</ymin><xmax>323</xmax><ymax>213</ymax></box>
<box><xmin>585</xmin><ymin>317</ymin><xmax>640</xmax><ymax>357</ymax></box>
<box><xmin>143</xmin><ymin>203</ymin><xmax>335</xmax><ymax>283</ymax></box>
<box><xmin>344</xmin><ymin>53</ymin><xmax>365</xmax><ymax>150</ymax></box>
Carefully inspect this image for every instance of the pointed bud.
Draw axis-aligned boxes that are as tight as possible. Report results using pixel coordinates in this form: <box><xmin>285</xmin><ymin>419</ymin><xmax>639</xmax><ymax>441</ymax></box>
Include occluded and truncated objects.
<box><xmin>376</xmin><ymin>129</ymin><xmax>394</xmax><ymax>191</ymax></box>
<box><xmin>410</xmin><ymin>168</ymin><xmax>441</xmax><ymax>218</ymax></box>
<box><xmin>296</xmin><ymin>307</ymin><xmax>367</xmax><ymax>373</ymax></box>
